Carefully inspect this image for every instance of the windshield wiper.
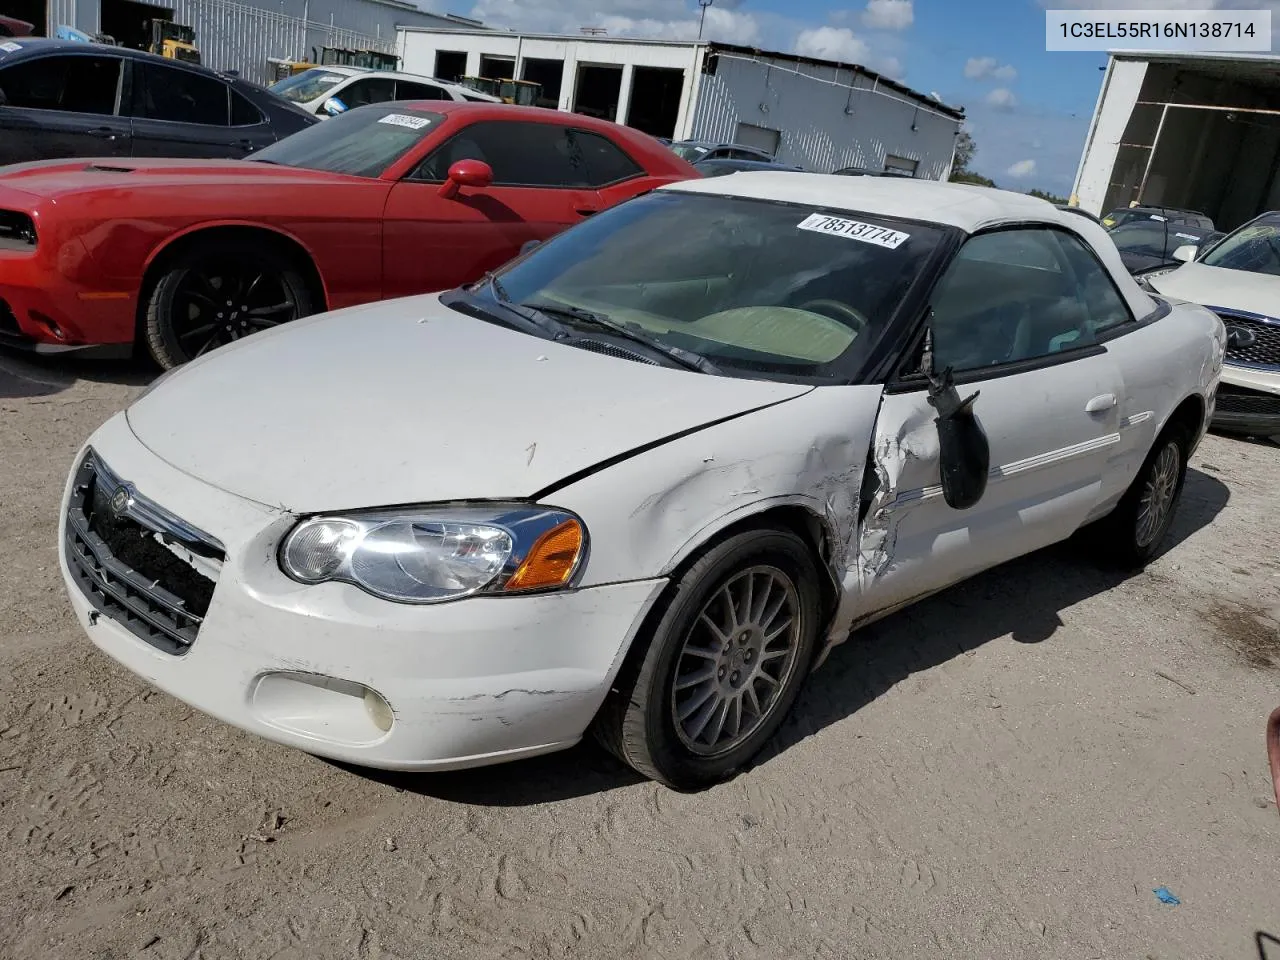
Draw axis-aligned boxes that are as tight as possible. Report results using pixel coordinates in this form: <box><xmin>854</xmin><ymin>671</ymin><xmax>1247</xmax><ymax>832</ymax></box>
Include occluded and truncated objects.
<box><xmin>473</xmin><ymin>274</ymin><xmax>566</xmax><ymax>338</ymax></box>
<box><xmin>521</xmin><ymin>300</ymin><xmax>721</xmax><ymax>374</ymax></box>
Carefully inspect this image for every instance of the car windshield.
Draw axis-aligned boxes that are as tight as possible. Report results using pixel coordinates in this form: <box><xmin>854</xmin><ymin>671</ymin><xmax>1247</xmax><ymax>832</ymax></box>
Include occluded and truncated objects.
<box><xmin>247</xmin><ymin>104</ymin><xmax>443</xmax><ymax>177</ymax></box>
<box><xmin>269</xmin><ymin>69</ymin><xmax>349</xmax><ymax>104</ymax></box>
<box><xmin>670</xmin><ymin>142</ymin><xmax>710</xmax><ymax>162</ymax></box>
<box><xmin>482</xmin><ymin>191</ymin><xmax>948</xmax><ymax>383</ymax></box>
<box><xmin>1197</xmin><ymin>214</ymin><xmax>1280</xmax><ymax>276</ymax></box>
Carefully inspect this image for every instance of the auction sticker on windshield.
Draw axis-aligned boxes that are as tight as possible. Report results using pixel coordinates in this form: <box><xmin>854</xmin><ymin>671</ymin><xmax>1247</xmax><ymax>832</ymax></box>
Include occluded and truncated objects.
<box><xmin>797</xmin><ymin>213</ymin><xmax>910</xmax><ymax>249</ymax></box>
<box><xmin>377</xmin><ymin>114</ymin><xmax>431</xmax><ymax>130</ymax></box>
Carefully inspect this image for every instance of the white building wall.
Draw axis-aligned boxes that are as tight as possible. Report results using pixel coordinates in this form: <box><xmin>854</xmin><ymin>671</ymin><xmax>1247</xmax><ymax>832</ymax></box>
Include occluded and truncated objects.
<box><xmin>395</xmin><ymin>29</ymin><xmax>960</xmax><ymax>177</ymax></box>
<box><xmin>690</xmin><ymin>53</ymin><xmax>960</xmax><ymax>176</ymax></box>
<box><xmin>1070</xmin><ymin>58</ymin><xmax>1149</xmax><ymax>214</ymax></box>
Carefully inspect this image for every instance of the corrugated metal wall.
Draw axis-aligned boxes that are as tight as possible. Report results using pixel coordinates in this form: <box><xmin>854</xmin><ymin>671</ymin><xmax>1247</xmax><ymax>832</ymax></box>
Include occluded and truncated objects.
<box><xmin>46</xmin><ymin>0</ymin><xmax>462</xmax><ymax>86</ymax></box>
<box><xmin>690</xmin><ymin>53</ymin><xmax>960</xmax><ymax>178</ymax></box>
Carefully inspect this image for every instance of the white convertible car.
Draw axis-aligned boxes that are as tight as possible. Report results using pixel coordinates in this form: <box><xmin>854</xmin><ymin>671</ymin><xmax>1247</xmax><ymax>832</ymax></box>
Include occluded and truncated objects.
<box><xmin>59</xmin><ymin>176</ymin><xmax>1225</xmax><ymax>788</ymax></box>
<box><xmin>1144</xmin><ymin>210</ymin><xmax>1280</xmax><ymax>442</ymax></box>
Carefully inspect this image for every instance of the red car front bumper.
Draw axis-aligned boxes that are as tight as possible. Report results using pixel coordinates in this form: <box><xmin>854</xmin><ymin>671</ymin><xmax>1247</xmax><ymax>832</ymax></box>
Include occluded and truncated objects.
<box><xmin>0</xmin><ymin>244</ymin><xmax>137</xmax><ymax>353</ymax></box>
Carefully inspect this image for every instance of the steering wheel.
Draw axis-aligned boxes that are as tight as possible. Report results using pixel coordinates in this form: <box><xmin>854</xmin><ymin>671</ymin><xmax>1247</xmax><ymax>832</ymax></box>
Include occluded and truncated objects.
<box><xmin>797</xmin><ymin>299</ymin><xmax>870</xmax><ymax>336</ymax></box>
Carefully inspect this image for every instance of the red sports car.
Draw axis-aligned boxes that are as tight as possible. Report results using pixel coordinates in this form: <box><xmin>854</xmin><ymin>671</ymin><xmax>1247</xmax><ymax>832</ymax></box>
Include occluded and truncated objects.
<box><xmin>0</xmin><ymin>101</ymin><xmax>697</xmax><ymax>367</ymax></box>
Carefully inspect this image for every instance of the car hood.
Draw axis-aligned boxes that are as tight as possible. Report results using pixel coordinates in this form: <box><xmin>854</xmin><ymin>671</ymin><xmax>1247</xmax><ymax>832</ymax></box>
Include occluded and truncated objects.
<box><xmin>125</xmin><ymin>295</ymin><xmax>814</xmax><ymax>512</ymax></box>
<box><xmin>1151</xmin><ymin>261</ymin><xmax>1280</xmax><ymax>318</ymax></box>
<box><xmin>0</xmin><ymin>157</ymin><xmax>359</xmax><ymax>199</ymax></box>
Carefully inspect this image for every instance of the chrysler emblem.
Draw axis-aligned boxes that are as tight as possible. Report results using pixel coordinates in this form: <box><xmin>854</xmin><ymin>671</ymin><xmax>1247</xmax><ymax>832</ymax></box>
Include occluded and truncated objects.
<box><xmin>1225</xmin><ymin>324</ymin><xmax>1257</xmax><ymax>350</ymax></box>
<box><xmin>107</xmin><ymin>484</ymin><xmax>133</xmax><ymax>520</ymax></box>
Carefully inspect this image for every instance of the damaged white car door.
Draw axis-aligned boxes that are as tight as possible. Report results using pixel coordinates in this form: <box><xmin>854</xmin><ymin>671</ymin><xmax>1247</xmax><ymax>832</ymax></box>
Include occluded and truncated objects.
<box><xmin>857</xmin><ymin>225</ymin><xmax>1132</xmax><ymax>621</ymax></box>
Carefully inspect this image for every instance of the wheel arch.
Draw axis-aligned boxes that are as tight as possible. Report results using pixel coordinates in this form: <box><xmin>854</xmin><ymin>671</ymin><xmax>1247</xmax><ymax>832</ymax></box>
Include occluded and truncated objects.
<box><xmin>1156</xmin><ymin>392</ymin><xmax>1207</xmax><ymax>451</ymax></box>
<box><xmin>657</xmin><ymin>500</ymin><xmax>844</xmax><ymax>642</ymax></box>
<box><xmin>134</xmin><ymin>222</ymin><xmax>329</xmax><ymax>341</ymax></box>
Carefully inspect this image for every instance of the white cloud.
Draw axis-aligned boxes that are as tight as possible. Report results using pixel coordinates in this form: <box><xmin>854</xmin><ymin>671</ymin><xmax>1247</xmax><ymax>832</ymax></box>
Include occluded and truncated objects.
<box><xmin>794</xmin><ymin>25</ymin><xmax>870</xmax><ymax>62</ymax></box>
<box><xmin>1007</xmin><ymin>159</ymin><xmax>1037</xmax><ymax>178</ymax></box>
<box><xmin>862</xmin><ymin>0</ymin><xmax>914</xmax><ymax>31</ymax></box>
<box><xmin>466</xmin><ymin>0</ymin><xmax>763</xmax><ymax>42</ymax></box>
<box><xmin>964</xmin><ymin>56</ymin><xmax>1017</xmax><ymax>81</ymax></box>
<box><xmin>597</xmin><ymin>7</ymin><xmax>761</xmax><ymax>44</ymax></box>
<box><xmin>985</xmin><ymin>87</ymin><xmax>1018</xmax><ymax>110</ymax></box>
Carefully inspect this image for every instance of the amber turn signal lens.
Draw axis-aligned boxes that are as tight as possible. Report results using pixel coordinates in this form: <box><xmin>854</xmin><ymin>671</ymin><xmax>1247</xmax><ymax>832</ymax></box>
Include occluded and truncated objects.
<box><xmin>504</xmin><ymin>519</ymin><xmax>584</xmax><ymax>591</ymax></box>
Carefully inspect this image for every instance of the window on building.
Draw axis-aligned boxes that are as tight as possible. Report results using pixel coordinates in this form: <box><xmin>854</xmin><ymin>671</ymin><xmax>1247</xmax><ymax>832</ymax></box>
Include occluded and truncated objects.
<box><xmin>884</xmin><ymin>154</ymin><xmax>918</xmax><ymax>177</ymax></box>
<box><xmin>733</xmin><ymin>122</ymin><xmax>780</xmax><ymax>157</ymax></box>
<box><xmin>434</xmin><ymin>50</ymin><xmax>467</xmax><ymax>83</ymax></box>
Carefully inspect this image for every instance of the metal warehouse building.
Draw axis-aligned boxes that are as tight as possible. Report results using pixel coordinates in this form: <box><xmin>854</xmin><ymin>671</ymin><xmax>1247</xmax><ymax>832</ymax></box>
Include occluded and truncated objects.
<box><xmin>396</xmin><ymin>28</ymin><xmax>965</xmax><ymax>177</ymax></box>
<box><xmin>6</xmin><ymin>0</ymin><xmax>484</xmax><ymax>85</ymax></box>
<box><xmin>1073</xmin><ymin>50</ymin><xmax>1280</xmax><ymax>230</ymax></box>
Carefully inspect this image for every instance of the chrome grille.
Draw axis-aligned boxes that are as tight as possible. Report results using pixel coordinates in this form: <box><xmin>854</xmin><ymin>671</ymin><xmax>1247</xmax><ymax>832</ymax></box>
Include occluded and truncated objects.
<box><xmin>1214</xmin><ymin>310</ymin><xmax>1280</xmax><ymax>367</ymax></box>
<box><xmin>64</xmin><ymin>450</ymin><xmax>224</xmax><ymax>656</ymax></box>
<box><xmin>1215</xmin><ymin>385</ymin><xmax>1280</xmax><ymax>418</ymax></box>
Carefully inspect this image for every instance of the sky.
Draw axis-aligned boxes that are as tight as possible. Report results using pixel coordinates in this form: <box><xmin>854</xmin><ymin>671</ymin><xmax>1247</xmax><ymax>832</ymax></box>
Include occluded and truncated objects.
<box><xmin>420</xmin><ymin>0</ymin><xmax>1280</xmax><ymax>197</ymax></box>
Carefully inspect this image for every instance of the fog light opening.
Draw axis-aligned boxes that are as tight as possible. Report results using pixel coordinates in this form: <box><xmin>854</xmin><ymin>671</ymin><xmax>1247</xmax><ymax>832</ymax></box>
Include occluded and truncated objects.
<box><xmin>363</xmin><ymin>687</ymin><xmax>394</xmax><ymax>733</ymax></box>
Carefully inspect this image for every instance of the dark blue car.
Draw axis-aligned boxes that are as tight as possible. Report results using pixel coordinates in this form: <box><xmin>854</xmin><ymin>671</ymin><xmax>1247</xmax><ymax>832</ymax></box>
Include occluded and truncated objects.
<box><xmin>0</xmin><ymin>38</ymin><xmax>317</xmax><ymax>166</ymax></box>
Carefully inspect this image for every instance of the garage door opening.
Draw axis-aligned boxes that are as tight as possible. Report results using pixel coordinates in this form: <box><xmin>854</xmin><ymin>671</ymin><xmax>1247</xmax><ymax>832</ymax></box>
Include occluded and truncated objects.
<box><xmin>100</xmin><ymin>0</ymin><xmax>172</xmax><ymax>50</ymax></box>
<box><xmin>572</xmin><ymin>63</ymin><xmax>621</xmax><ymax>121</ymax></box>
<box><xmin>2</xmin><ymin>0</ymin><xmax>46</xmax><ymax>35</ymax></box>
<box><xmin>434</xmin><ymin>50</ymin><xmax>466</xmax><ymax>83</ymax></box>
<box><xmin>1100</xmin><ymin>58</ymin><xmax>1280</xmax><ymax>231</ymax></box>
<box><xmin>626</xmin><ymin>66</ymin><xmax>682</xmax><ymax>138</ymax></box>
<box><xmin>734</xmin><ymin>122</ymin><xmax>780</xmax><ymax>157</ymax></box>
<box><xmin>520</xmin><ymin>57</ymin><xmax>562</xmax><ymax>108</ymax></box>
<box><xmin>479</xmin><ymin>55</ymin><xmax>513</xmax><ymax>81</ymax></box>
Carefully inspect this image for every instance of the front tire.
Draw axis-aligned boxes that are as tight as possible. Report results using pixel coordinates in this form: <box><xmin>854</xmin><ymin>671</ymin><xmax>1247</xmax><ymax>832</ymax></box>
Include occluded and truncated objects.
<box><xmin>594</xmin><ymin>529</ymin><xmax>822</xmax><ymax>789</ymax></box>
<box><xmin>144</xmin><ymin>241</ymin><xmax>316</xmax><ymax>369</ymax></box>
<box><xmin>1095</xmin><ymin>426</ymin><xmax>1189</xmax><ymax>568</ymax></box>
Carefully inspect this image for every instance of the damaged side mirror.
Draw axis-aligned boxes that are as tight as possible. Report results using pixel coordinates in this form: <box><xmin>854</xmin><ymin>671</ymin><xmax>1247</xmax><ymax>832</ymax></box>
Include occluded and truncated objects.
<box><xmin>926</xmin><ymin>365</ymin><xmax>990</xmax><ymax>510</ymax></box>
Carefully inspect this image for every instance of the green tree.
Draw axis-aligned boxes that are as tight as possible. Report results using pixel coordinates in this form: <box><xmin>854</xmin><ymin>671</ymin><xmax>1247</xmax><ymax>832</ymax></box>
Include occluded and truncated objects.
<box><xmin>948</xmin><ymin>127</ymin><xmax>996</xmax><ymax>187</ymax></box>
<box><xmin>1027</xmin><ymin>188</ymin><xmax>1068</xmax><ymax>205</ymax></box>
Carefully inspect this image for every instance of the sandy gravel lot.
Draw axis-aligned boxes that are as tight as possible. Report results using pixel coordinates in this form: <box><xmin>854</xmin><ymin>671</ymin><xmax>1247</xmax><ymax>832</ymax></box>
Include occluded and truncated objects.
<box><xmin>1</xmin><ymin>348</ymin><xmax>1278</xmax><ymax>960</ymax></box>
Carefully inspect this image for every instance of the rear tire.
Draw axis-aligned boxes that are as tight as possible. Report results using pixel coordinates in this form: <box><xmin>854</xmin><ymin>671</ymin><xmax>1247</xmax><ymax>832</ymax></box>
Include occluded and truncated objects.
<box><xmin>144</xmin><ymin>240</ymin><xmax>316</xmax><ymax>369</ymax></box>
<box><xmin>1092</xmin><ymin>425</ymin><xmax>1189</xmax><ymax>569</ymax></box>
<box><xmin>594</xmin><ymin>529</ymin><xmax>822</xmax><ymax>789</ymax></box>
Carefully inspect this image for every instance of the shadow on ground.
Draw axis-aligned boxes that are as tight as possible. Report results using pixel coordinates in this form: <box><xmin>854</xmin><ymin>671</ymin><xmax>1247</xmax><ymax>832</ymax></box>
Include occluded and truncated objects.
<box><xmin>357</xmin><ymin>467</ymin><xmax>1230</xmax><ymax>805</ymax></box>
<box><xmin>0</xmin><ymin>348</ymin><xmax>154</xmax><ymax>400</ymax></box>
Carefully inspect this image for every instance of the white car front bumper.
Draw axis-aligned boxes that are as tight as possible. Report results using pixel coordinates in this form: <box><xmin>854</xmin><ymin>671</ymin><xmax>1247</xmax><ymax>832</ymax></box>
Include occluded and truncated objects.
<box><xmin>58</xmin><ymin>414</ymin><xmax>666</xmax><ymax>771</ymax></box>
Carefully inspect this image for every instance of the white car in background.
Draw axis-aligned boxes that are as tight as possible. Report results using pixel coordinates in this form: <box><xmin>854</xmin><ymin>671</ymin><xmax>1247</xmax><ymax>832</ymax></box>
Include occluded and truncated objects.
<box><xmin>1144</xmin><ymin>210</ymin><xmax>1280</xmax><ymax>442</ymax></box>
<box><xmin>269</xmin><ymin>65</ymin><xmax>501</xmax><ymax>117</ymax></box>
<box><xmin>59</xmin><ymin>177</ymin><xmax>1223</xmax><ymax>789</ymax></box>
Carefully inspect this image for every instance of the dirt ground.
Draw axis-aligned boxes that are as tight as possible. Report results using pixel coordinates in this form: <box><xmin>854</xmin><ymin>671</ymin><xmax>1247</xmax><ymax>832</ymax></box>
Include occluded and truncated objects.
<box><xmin>1</xmin><ymin>348</ymin><xmax>1279</xmax><ymax>960</ymax></box>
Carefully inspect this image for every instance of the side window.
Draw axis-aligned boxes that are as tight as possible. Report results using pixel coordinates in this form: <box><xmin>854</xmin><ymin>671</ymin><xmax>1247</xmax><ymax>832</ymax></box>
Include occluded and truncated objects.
<box><xmin>574</xmin><ymin>130</ymin><xmax>643</xmax><ymax>185</ymax></box>
<box><xmin>929</xmin><ymin>228</ymin><xmax>1119</xmax><ymax>373</ymax></box>
<box><xmin>340</xmin><ymin>77</ymin><xmax>396</xmax><ymax>108</ymax></box>
<box><xmin>1108</xmin><ymin>221</ymin><xmax>1167</xmax><ymax>259</ymax></box>
<box><xmin>230</xmin><ymin>89</ymin><xmax>264</xmax><ymax>126</ymax></box>
<box><xmin>132</xmin><ymin>63</ymin><xmax>229</xmax><ymax>125</ymax></box>
<box><xmin>0</xmin><ymin>54</ymin><xmax>121</xmax><ymax>115</ymax></box>
<box><xmin>395</xmin><ymin>81</ymin><xmax>448</xmax><ymax>101</ymax></box>
<box><xmin>1054</xmin><ymin>230</ymin><xmax>1134</xmax><ymax>332</ymax></box>
<box><xmin>412</xmin><ymin>121</ymin><xmax>590</xmax><ymax>187</ymax></box>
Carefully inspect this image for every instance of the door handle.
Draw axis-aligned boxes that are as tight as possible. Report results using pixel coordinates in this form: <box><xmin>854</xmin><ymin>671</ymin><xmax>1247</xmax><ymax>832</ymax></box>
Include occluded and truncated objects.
<box><xmin>1085</xmin><ymin>393</ymin><xmax>1117</xmax><ymax>413</ymax></box>
<box><xmin>87</xmin><ymin>127</ymin><xmax>120</xmax><ymax>141</ymax></box>
<box><xmin>575</xmin><ymin>206</ymin><xmax>599</xmax><ymax>217</ymax></box>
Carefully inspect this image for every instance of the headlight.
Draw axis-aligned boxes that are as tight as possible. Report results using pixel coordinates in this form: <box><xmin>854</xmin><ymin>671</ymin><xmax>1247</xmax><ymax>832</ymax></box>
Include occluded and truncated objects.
<box><xmin>279</xmin><ymin>505</ymin><xmax>587</xmax><ymax>603</ymax></box>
